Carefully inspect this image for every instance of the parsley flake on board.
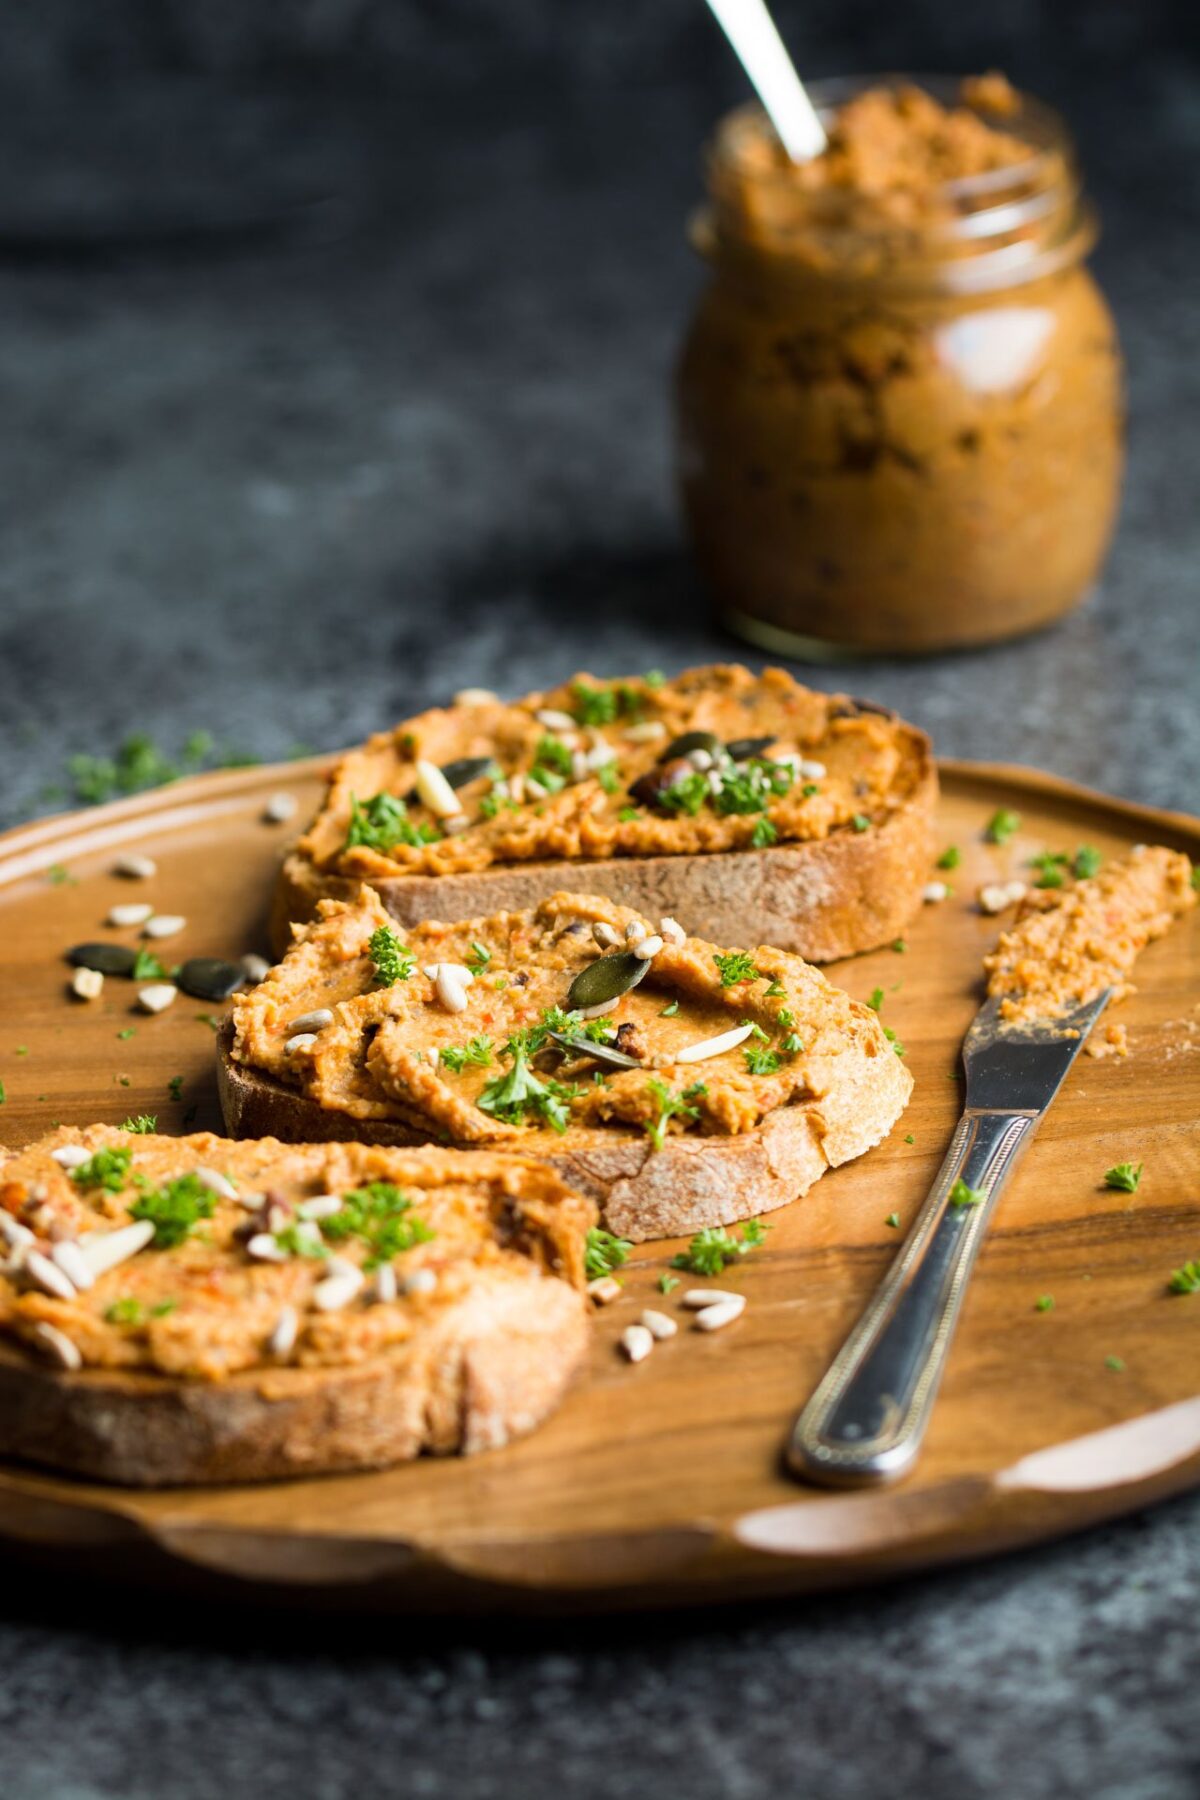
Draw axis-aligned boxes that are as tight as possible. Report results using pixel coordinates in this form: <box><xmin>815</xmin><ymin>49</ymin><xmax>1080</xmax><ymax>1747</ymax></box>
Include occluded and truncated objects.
<box><xmin>985</xmin><ymin>808</ymin><xmax>1021</xmax><ymax>845</ymax></box>
<box><xmin>584</xmin><ymin>1228</ymin><xmax>632</xmax><ymax>1281</ymax></box>
<box><xmin>368</xmin><ymin>924</ymin><xmax>415</xmax><ymax>986</ymax></box>
<box><xmin>1105</xmin><ymin>1355</ymin><xmax>1125</xmax><ymax>1373</ymax></box>
<box><xmin>645</xmin><ymin>1078</ymin><xmax>707</xmax><ymax>1151</ymax></box>
<box><xmin>1035</xmin><ymin>1294</ymin><xmax>1055</xmax><ymax>1312</ymax></box>
<box><xmin>129</xmin><ymin>1173</ymin><xmax>216</xmax><ymax>1248</ymax></box>
<box><xmin>1030</xmin><ymin>850</ymin><xmax>1070</xmax><ymax>889</ymax></box>
<box><xmin>672</xmin><ymin>1219</ymin><xmax>769</xmax><ymax>1276</ymax></box>
<box><xmin>322</xmin><ymin>1182</ymin><xmax>435</xmax><ymax>1270</ymax></box>
<box><xmin>937</xmin><ymin>846</ymin><xmax>961</xmax><ymax>870</ymax></box>
<box><xmin>885</xmin><ymin>1213</ymin><xmax>901</xmax><ymax>1229</ymax></box>
<box><xmin>70</xmin><ymin>1146</ymin><xmax>133</xmax><ymax>1192</ymax></box>
<box><xmin>1072</xmin><ymin>845</ymin><xmax>1102</xmax><ymax>879</ymax></box>
<box><xmin>660</xmin><ymin>1001</ymin><xmax>680</xmax><ymax>1017</ymax></box>
<box><xmin>713</xmin><ymin>950</ymin><xmax>760</xmax><ymax>987</ymax></box>
<box><xmin>132</xmin><ymin>949</ymin><xmax>171</xmax><ymax>981</ymax></box>
<box><xmin>1167</xmin><ymin>1260</ymin><xmax>1200</xmax><ymax>1295</ymax></box>
<box><xmin>167</xmin><ymin>1075</ymin><xmax>184</xmax><ymax>1101</ymax></box>
<box><xmin>851</xmin><ymin>814</ymin><xmax>871</xmax><ymax>832</ymax></box>
<box><xmin>1104</xmin><ymin>1162</ymin><xmax>1143</xmax><ymax>1193</ymax></box>
<box><xmin>658</xmin><ymin>1272</ymin><xmax>680</xmax><ymax>1294</ymax></box>
<box><xmin>948</xmin><ymin>1178</ymin><xmax>985</xmax><ymax>1208</ymax></box>
<box><xmin>120</xmin><ymin>1115</ymin><xmax>157</xmax><ymax>1134</ymax></box>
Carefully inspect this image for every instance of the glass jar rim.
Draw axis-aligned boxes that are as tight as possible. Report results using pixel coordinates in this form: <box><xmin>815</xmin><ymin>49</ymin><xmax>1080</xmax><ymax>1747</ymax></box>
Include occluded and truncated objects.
<box><xmin>700</xmin><ymin>74</ymin><xmax>1098</xmax><ymax>294</ymax></box>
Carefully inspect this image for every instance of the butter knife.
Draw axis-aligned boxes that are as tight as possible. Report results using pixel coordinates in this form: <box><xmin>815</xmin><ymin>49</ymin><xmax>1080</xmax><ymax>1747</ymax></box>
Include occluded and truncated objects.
<box><xmin>787</xmin><ymin>989</ymin><xmax>1110</xmax><ymax>1488</ymax></box>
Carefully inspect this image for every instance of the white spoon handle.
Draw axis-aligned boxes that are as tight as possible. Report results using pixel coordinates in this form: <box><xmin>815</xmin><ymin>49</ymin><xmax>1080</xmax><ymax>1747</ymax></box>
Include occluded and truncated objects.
<box><xmin>705</xmin><ymin>0</ymin><xmax>828</xmax><ymax>162</ymax></box>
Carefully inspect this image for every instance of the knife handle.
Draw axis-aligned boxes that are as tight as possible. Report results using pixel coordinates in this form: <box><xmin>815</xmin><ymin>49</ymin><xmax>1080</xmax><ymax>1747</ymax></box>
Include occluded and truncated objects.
<box><xmin>786</xmin><ymin>1107</ymin><xmax>1038</xmax><ymax>1487</ymax></box>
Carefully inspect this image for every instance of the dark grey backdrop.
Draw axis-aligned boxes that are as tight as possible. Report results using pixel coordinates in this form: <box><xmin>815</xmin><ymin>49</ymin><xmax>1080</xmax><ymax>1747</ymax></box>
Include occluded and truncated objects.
<box><xmin>0</xmin><ymin>4</ymin><xmax>1198</xmax><ymax>1797</ymax></box>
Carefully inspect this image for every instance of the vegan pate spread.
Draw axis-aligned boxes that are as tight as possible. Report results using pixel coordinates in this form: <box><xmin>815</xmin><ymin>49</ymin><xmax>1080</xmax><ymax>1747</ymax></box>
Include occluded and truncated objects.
<box><xmin>231</xmin><ymin>887</ymin><xmax>907</xmax><ymax>1146</ymax></box>
<box><xmin>296</xmin><ymin>665</ymin><xmax>927</xmax><ymax>881</ymax></box>
<box><xmin>0</xmin><ymin>1131</ymin><xmax>591</xmax><ymax>1381</ymax></box>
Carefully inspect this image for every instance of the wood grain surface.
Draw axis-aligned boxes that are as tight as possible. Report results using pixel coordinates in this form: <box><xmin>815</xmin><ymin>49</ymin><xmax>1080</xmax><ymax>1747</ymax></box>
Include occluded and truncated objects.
<box><xmin>0</xmin><ymin>758</ymin><xmax>1197</xmax><ymax>1613</ymax></box>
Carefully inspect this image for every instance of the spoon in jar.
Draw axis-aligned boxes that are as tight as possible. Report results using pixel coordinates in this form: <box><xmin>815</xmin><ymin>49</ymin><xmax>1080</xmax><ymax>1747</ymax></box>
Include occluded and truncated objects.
<box><xmin>704</xmin><ymin>0</ymin><xmax>827</xmax><ymax>161</ymax></box>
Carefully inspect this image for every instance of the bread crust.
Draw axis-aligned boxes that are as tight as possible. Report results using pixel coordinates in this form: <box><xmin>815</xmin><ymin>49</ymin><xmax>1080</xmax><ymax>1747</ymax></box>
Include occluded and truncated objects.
<box><xmin>218</xmin><ymin>1022</ymin><xmax>912</xmax><ymax>1242</ymax></box>
<box><xmin>271</xmin><ymin>728</ymin><xmax>937</xmax><ymax>962</ymax></box>
<box><xmin>0</xmin><ymin>1270</ymin><xmax>587</xmax><ymax>1487</ymax></box>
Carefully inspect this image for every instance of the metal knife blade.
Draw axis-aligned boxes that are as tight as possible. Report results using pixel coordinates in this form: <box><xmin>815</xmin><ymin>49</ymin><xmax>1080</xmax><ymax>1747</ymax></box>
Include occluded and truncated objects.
<box><xmin>786</xmin><ymin>988</ymin><xmax>1112</xmax><ymax>1488</ymax></box>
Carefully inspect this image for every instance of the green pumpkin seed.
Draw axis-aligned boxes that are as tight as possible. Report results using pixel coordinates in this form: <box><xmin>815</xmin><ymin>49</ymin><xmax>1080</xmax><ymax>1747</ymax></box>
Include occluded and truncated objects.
<box><xmin>67</xmin><ymin>943</ymin><xmax>138</xmax><ymax>976</ymax></box>
<box><xmin>725</xmin><ymin>736</ymin><xmax>775</xmax><ymax>761</ymax></box>
<box><xmin>176</xmin><ymin>957</ymin><xmax>246</xmax><ymax>1002</ymax></box>
<box><xmin>547</xmin><ymin>1030</ymin><xmax>641</xmax><ymax>1069</ymax></box>
<box><xmin>658</xmin><ymin>731</ymin><xmax>723</xmax><ymax>764</ymax></box>
<box><xmin>566</xmin><ymin>951</ymin><xmax>650</xmax><ymax>1011</ymax></box>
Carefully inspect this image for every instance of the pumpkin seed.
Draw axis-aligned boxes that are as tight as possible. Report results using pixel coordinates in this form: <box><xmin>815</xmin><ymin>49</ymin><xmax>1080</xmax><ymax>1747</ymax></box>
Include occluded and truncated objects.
<box><xmin>658</xmin><ymin>730</ymin><xmax>723</xmax><ymax>764</ymax></box>
<box><xmin>725</xmin><ymin>735</ymin><xmax>775</xmax><ymax>761</ymax></box>
<box><xmin>176</xmin><ymin>957</ymin><xmax>246</xmax><ymax>1002</ymax></box>
<box><xmin>566</xmin><ymin>951</ymin><xmax>650</xmax><ymax>1010</ymax></box>
<box><xmin>67</xmin><ymin>942</ymin><xmax>139</xmax><ymax>976</ymax></box>
<box><xmin>547</xmin><ymin>1031</ymin><xmax>641</xmax><ymax>1070</ymax></box>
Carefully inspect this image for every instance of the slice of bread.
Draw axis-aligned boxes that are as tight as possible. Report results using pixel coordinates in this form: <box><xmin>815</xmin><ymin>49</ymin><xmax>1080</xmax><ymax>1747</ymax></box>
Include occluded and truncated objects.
<box><xmin>272</xmin><ymin>665</ymin><xmax>937</xmax><ymax>961</ymax></box>
<box><xmin>0</xmin><ymin>1128</ymin><xmax>593</xmax><ymax>1486</ymax></box>
<box><xmin>221</xmin><ymin>888</ymin><xmax>913</xmax><ymax>1241</ymax></box>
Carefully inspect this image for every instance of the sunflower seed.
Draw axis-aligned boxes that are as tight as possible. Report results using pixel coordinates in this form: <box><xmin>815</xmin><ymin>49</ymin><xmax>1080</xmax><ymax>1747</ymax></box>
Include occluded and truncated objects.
<box><xmin>592</xmin><ymin>921</ymin><xmax>621</xmax><ymax>949</ymax></box>
<box><xmin>285</xmin><ymin>1032</ymin><xmax>318</xmax><ymax>1055</ymax></box>
<box><xmin>32</xmin><ymin>1323</ymin><xmax>82</xmax><ymax>1371</ymax></box>
<box><xmin>137</xmin><ymin>983</ymin><xmax>178</xmax><ymax>1014</ymax></box>
<box><xmin>435</xmin><ymin>967</ymin><xmax>469</xmax><ymax>1013</ymax></box>
<box><xmin>524</xmin><ymin>776</ymin><xmax>548</xmax><ymax>800</ymax></box>
<box><xmin>112</xmin><ymin>852</ymin><xmax>157</xmax><ymax>880</ymax></box>
<box><xmin>632</xmin><ymin>934</ymin><xmax>664</xmax><ymax>961</ymax></box>
<box><xmin>76</xmin><ymin>1220</ymin><xmax>156</xmax><ymax>1277</ymax></box>
<box><xmin>620</xmin><ymin>1324</ymin><xmax>655</xmax><ymax>1362</ymax></box>
<box><xmin>625</xmin><ymin>920</ymin><xmax>647</xmax><ymax>944</ymax></box>
<box><xmin>659</xmin><ymin>916</ymin><xmax>686</xmax><ymax>945</ymax></box>
<box><xmin>297</xmin><ymin>1194</ymin><xmax>343</xmax><ymax>1221</ymax></box>
<box><xmin>25</xmin><ymin>1250</ymin><xmax>77</xmax><ymax>1301</ymax></box>
<box><xmin>584</xmin><ymin>743</ymin><xmax>617</xmax><ymax>772</ymax></box>
<box><xmin>70</xmin><ymin>967</ymin><xmax>104</xmax><ymax>1001</ymax></box>
<box><xmin>586</xmin><ymin>1275</ymin><xmax>622</xmax><ymax>1305</ymax></box>
<box><xmin>687</xmin><ymin>748</ymin><xmax>714</xmax><ymax>771</ymax></box>
<box><xmin>67</xmin><ymin>943</ymin><xmax>139</xmax><ymax>976</ymax></box>
<box><xmin>267</xmin><ymin>1306</ymin><xmax>298</xmax><ymax>1356</ymax></box>
<box><xmin>50</xmin><ymin>1144</ymin><xmax>92</xmax><ymax>1171</ymax></box>
<box><xmin>674</xmin><ymin>1023</ymin><xmax>755</xmax><ymax>1064</ymax></box>
<box><xmin>312</xmin><ymin>1267</ymin><xmax>364</xmax><ymax>1311</ymax></box>
<box><xmin>176</xmin><ymin>958</ymin><xmax>246</xmax><ymax>1002</ymax></box>
<box><xmin>640</xmin><ymin>1309</ymin><xmax>677</xmax><ymax>1340</ymax></box>
<box><xmin>453</xmin><ymin>687</ymin><xmax>499</xmax><ymax>706</ymax></box>
<box><xmin>247</xmin><ymin>1233</ymin><xmax>287</xmax><ymax>1262</ymax></box>
<box><xmin>0</xmin><ymin>1214</ymin><xmax>35</xmax><ymax>1250</ymax></box>
<box><xmin>263</xmin><ymin>792</ymin><xmax>298</xmax><ymax>823</ymax></box>
<box><xmin>798</xmin><ymin>759</ymin><xmax>826</xmax><ymax>780</ymax></box>
<box><xmin>566</xmin><ymin>950</ymin><xmax>650</xmax><ymax>1011</ymax></box>
<box><xmin>923</xmin><ymin>881</ymin><xmax>949</xmax><ymax>904</ymax></box>
<box><xmin>415</xmin><ymin>759</ymin><xmax>465</xmax><ymax>818</ymax></box>
<box><xmin>50</xmin><ymin>1241</ymin><xmax>94</xmax><ymax>1292</ymax></box>
<box><xmin>240</xmin><ymin>953</ymin><xmax>272</xmax><ymax>984</ymax></box>
<box><xmin>374</xmin><ymin>1264</ymin><xmax>398</xmax><ymax>1303</ymax></box>
<box><xmin>403</xmin><ymin>1268</ymin><xmax>438</xmax><ymax>1297</ymax></box>
<box><xmin>535</xmin><ymin>708</ymin><xmax>576</xmax><ymax>730</ymax></box>
<box><xmin>694</xmin><ymin>1295</ymin><xmax>746</xmax><ymax>1331</ymax></box>
<box><xmin>288</xmin><ymin>1009</ymin><xmax>334</xmax><ymax>1035</ymax></box>
<box><xmin>624</xmin><ymin>721</ymin><xmax>667</xmax><ymax>744</ymax></box>
<box><xmin>682</xmin><ymin>1288</ymin><xmax>733</xmax><ymax>1308</ymax></box>
<box><xmin>193</xmin><ymin>1167</ymin><xmax>239</xmax><ymax>1201</ymax></box>
<box><xmin>143</xmin><ymin>913</ymin><xmax>186</xmax><ymax>939</ymax></box>
<box><xmin>108</xmin><ymin>903</ymin><xmax>154</xmax><ymax>928</ymax></box>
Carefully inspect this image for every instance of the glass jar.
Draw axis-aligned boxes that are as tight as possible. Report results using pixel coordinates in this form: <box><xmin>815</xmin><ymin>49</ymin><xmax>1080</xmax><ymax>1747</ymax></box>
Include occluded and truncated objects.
<box><xmin>675</xmin><ymin>77</ymin><xmax>1125</xmax><ymax>655</ymax></box>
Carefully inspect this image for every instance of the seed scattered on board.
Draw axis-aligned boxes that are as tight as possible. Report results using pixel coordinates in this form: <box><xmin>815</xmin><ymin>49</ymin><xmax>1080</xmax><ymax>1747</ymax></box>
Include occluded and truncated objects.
<box><xmin>112</xmin><ymin>852</ymin><xmax>157</xmax><ymax>880</ymax></box>
<box><xmin>70</xmin><ymin>967</ymin><xmax>104</xmax><ymax>1001</ymax></box>
<box><xmin>108</xmin><ymin>902</ymin><xmax>154</xmax><ymax>928</ymax></box>
<box><xmin>263</xmin><ymin>792</ymin><xmax>298</xmax><ymax>824</ymax></box>
<box><xmin>621</xmin><ymin>1324</ymin><xmax>654</xmax><ymax>1363</ymax></box>
<box><xmin>137</xmin><ymin>983</ymin><xmax>178</xmax><ymax>1014</ymax></box>
<box><xmin>143</xmin><ymin>913</ymin><xmax>186</xmax><ymax>940</ymax></box>
<box><xmin>240</xmin><ymin>953</ymin><xmax>272</xmax><ymax>984</ymax></box>
<box><xmin>694</xmin><ymin>1295</ymin><xmax>746</xmax><ymax>1332</ymax></box>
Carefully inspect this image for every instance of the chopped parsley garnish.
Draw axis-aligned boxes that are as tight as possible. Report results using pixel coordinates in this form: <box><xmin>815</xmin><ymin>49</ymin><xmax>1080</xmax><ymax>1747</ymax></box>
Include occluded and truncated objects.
<box><xmin>1030</xmin><ymin>850</ymin><xmax>1069</xmax><ymax>889</ymax></box>
<box><xmin>751</xmin><ymin>816</ymin><xmax>777</xmax><ymax>849</ymax></box>
<box><xmin>1072</xmin><ymin>845</ymin><xmax>1102</xmax><ymax>879</ymax></box>
<box><xmin>851</xmin><ymin>814</ymin><xmax>871</xmax><ymax>832</ymax></box>
<box><xmin>714</xmin><ymin>758</ymin><xmax>793</xmax><ymax>819</ymax></box>
<box><xmin>439</xmin><ymin>1036</ymin><xmax>494</xmax><ymax>1074</ymax></box>
<box><xmin>570</xmin><ymin>682</ymin><xmax>620</xmax><ymax>727</ymax></box>
<box><xmin>584</xmin><ymin>1228</ymin><xmax>633</xmax><ymax>1281</ymax></box>
<box><xmin>713</xmin><ymin>950</ymin><xmax>760</xmax><ymax>987</ymax></box>
<box><xmin>743</xmin><ymin>1044</ymin><xmax>781</xmax><ymax>1076</ymax></box>
<box><xmin>867</xmin><ymin>987</ymin><xmax>884</xmax><ymax>1011</ymax></box>
<box><xmin>657</xmin><ymin>769</ymin><xmax>709</xmax><ymax>817</ymax></box>
<box><xmin>368</xmin><ymin>924</ymin><xmax>415</xmax><ymax>986</ymax></box>
<box><xmin>801</xmin><ymin>783</ymin><xmax>819</xmax><ymax>798</ymax></box>
<box><xmin>671</xmin><ymin>1219</ymin><xmax>769</xmax><ymax>1275</ymax></box>
<box><xmin>764</xmin><ymin>977</ymin><xmax>785</xmax><ymax>999</ymax></box>
<box><xmin>1104</xmin><ymin>1162</ymin><xmax>1142</xmax><ymax>1193</ymax></box>
<box><xmin>985</xmin><ymin>808</ymin><xmax>1021</xmax><ymax>845</ymax></box>
<box><xmin>645</xmin><ymin>1077</ymin><xmax>707</xmax><ymax>1151</ymax></box>
<box><xmin>465</xmin><ymin>940</ymin><xmax>492</xmax><ymax>976</ymax></box>
<box><xmin>195</xmin><ymin>1013</ymin><xmax>222</xmax><ymax>1031</ymax></box>
<box><xmin>0</xmin><ymin>1081</ymin><xmax>5</xmax><ymax>1105</ymax></box>
<box><xmin>892</xmin><ymin>939</ymin><xmax>907</xmax><ymax>953</ymax></box>
<box><xmin>70</xmin><ymin>1146</ymin><xmax>133</xmax><ymax>1192</ymax></box>
<box><xmin>1167</xmin><ymin>1260</ymin><xmax>1200</xmax><ymax>1296</ymax></box>
<box><xmin>346</xmin><ymin>791</ymin><xmax>440</xmax><ymax>854</ymax></box>
<box><xmin>937</xmin><ymin>846</ymin><xmax>961</xmax><ymax>870</ymax></box>
<box><xmin>884</xmin><ymin>1027</ymin><xmax>905</xmax><ymax>1058</ymax></box>
<box><xmin>129</xmin><ymin>1172</ymin><xmax>216</xmax><ymax>1248</ymax></box>
<box><xmin>1035</xmin><ymin>1294</ymin><xmax>1055</xmax><ymax>1312</ymax></box>
<box><xmin>477</xmin><ymin>1034</ymin><xmax>579</xmax><ymax>1133</ymax></box>
<box><xmin>46</xmin><ymin>863</ymin><xmax>76</xmax><ymax>885</ymax></box>
<box><xmin>885</xmin><ymin>1213</ymin><xmax>900</xmax><ymax>1229</ymax></box>
<box><xmin>658</xmin><ymin>1272</ymin><xmax>680</xmax><ymax>1294</ymax></box>
<box><xmin>167</xmin><ymin>1075</ymin><xmax>184</xmax><ymax>1101</ymax></box>
<box><xmin>120</xmin><ymin>1115</ymin><xmax>157</xmax><ymax>1134</ymax></box>
<box><xmin>644</xmin><ymin>669</ymin><xmax>665</xmax><ymax>688</ymax></box>
<box><xmin>597</xmin><ymin>762</ymin><xmax>621</xmax><ymax>795</ymax></box>
<box><xmin>273</xmin><ymin>1222</ymin><xmax>331</xmax><ymax>1261</ymax></box>
<box><xmin>904</xmin><ymin>1133</ymin><xmax>914</xmax><ymax>1145</ymax></box>
<box><xmin>322</xmin><ymin>1182</ymin><xmax>435</xmax><ymax>1269</ymax></box>
<box><xmin>104</xmin><ymin>1297</ymin><xmax>177</xmax><ymax>1325</ymax></box>
<box><xmin>948</xmin><ymin>1178</ymin><xmax>985</xmax><ymax>1208</ymax></box>
<box><xmin>660</xmin><ymin>1001</ymin><xmax>679</xmax><ymax>1017</ymax></box>
<box><xmin>780</xmin><ymin>1032</ymin><xmax>805</xmax><ymax>1055</ymax></box>
<box><xmin>1105</xmin><ymin>1355</ymin><xmax>1125</xmax><ymax>1373</ymax></box>
<box><xmin>529</xmin><ymin>735</ymin><xmax>574</xmax><ymax>793</ymax></box>
<box><xmin>617</xmin><ymin>806</ymin><xmax>640</xmax><ymax>823</ymax></box>
<box><xmin>132</xmin><ymin>948</ymin><xmax>171</xmax><ymax>981</ymax></box>
<box><xmin>117</xmin><ymin>1027</ymin><xmax>137</xmax><ymax>1041</ymax></box>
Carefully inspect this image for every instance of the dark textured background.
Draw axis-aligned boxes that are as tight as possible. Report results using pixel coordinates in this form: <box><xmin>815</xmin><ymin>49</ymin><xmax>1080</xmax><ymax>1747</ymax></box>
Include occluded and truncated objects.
<box><xmin>0</xmin><ymin>3</ymin><xmax>1197</xmax><ymax>1796</ymax></box>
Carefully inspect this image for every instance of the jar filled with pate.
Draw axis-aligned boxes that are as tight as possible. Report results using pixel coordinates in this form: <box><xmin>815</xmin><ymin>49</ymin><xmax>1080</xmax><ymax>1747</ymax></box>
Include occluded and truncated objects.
<box><xmin>675</xmin><ymin>75</ymin><xmax>1124</xmax><ymax>654</ymax></box>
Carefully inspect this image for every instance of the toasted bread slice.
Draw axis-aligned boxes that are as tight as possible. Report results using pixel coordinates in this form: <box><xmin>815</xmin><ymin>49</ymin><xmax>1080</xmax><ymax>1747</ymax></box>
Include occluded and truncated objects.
<box><xmin>272</xmin><ymin>665</ymin><xmax>936</xmax><ymax>960</ymax></box>
<box><xmin>0</xmin><ymin>1129</ymin><xmax>592</xmax><ymax>1486</ymax></box>
<box><xmin>222</xmin><ymin>888</ymin><xmax>913</xmax><ymax>1241</ymax></box>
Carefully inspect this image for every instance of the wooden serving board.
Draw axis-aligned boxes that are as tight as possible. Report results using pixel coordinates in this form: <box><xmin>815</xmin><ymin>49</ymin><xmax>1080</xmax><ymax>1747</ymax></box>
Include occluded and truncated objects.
<box><xmin>0</xmin><ymin>760</ymin><xmax>1197</xmax><ymax>1614</ymax></box>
